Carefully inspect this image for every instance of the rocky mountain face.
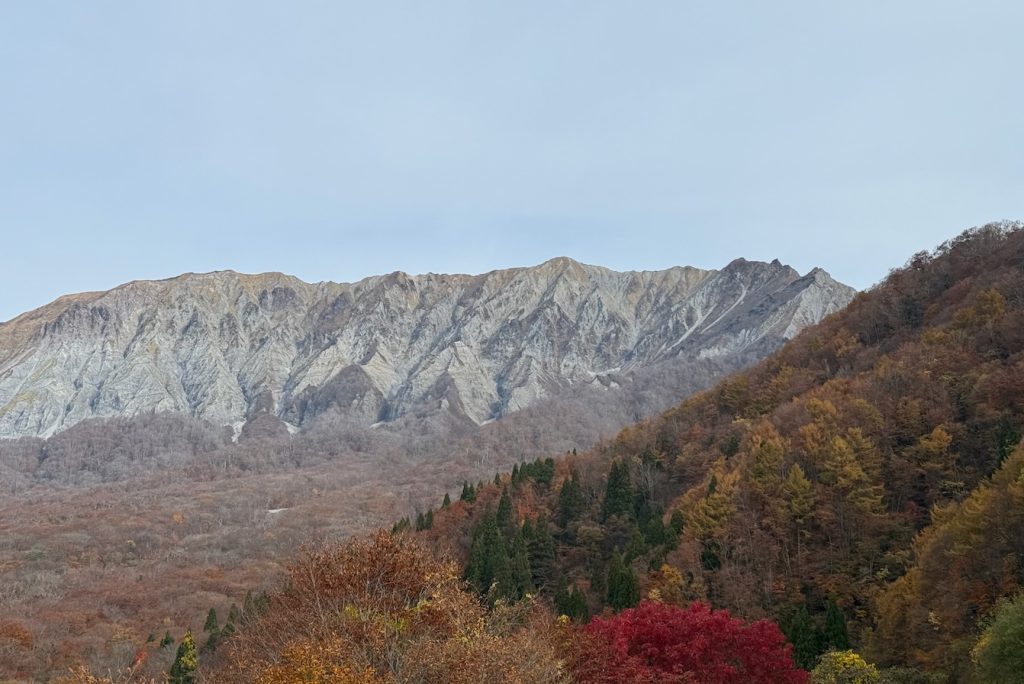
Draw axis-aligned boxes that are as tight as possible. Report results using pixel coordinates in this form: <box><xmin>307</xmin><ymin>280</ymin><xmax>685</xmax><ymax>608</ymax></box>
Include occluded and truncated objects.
<box><xmin>0</xmin><ymin>258</ymin><xmax>855</xmax><ymax>439</ymax></box>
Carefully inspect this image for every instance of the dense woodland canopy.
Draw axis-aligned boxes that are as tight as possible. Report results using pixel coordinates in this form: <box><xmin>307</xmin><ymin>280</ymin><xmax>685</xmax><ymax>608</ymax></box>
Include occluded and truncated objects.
<box><xmin>9</xmin><ymin>222</ymin><xmax>1024</xmax><ymax>682</ymax></box>
<box><xmin>409</xmin><ymin>223</ymin><xmax>1024</xmax><ymax>682</ymax></box>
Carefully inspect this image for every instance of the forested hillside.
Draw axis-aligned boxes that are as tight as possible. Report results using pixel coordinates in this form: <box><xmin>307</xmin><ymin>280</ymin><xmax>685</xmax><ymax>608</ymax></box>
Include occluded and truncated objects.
<box><xmin>39</xmin><ymin>223</ymin><xmax>1024</xmax><ymax>683</ymax></box>
<box><xmin>409</xmin><ymin>222</ymin><xmax>1024</xmax><ymax>681</ymax></box>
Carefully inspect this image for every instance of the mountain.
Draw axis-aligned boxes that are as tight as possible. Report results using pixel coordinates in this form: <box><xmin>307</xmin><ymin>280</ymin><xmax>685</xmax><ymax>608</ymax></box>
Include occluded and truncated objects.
<box><xmin>411</xmin><ymin>222</ymin><xmax>1024</xmax><ymax>681</ymax></box>
<box><xmin>0</xmin><ymin>255</ymin><xmax>853</xmax><ymax>681</ymax></box>
<box><xmin>0</xmin><ymin>257</ymin><xmax>854</xmax><ymax>439</ymax></box>
<box><xmin>8</xmin><ymin>223</ymin><xmax>1024</xmax><ymax>682</ymax></box>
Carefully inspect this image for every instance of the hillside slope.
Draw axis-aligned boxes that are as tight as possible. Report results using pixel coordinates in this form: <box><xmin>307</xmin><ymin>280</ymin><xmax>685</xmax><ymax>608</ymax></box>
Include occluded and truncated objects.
<box><xmin>418</xmin><ymin>222</ymin><xmax>1024</xmax><ymax>681</ymax></box>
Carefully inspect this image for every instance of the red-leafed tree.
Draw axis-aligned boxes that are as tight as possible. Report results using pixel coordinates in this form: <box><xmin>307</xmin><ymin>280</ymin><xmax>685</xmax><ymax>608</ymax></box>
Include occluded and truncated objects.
<box><xmin>569</xmin><ymin>601</ymin><xmax>808</xmax><ymax>684</ymax></box>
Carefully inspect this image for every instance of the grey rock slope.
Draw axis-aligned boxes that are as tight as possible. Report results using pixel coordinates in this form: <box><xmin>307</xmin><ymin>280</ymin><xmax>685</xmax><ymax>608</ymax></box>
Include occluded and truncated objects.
<box><xmin>0</xmin><ymin>258</ymin><xmax>855</xmax><ymax>439</ymax></box>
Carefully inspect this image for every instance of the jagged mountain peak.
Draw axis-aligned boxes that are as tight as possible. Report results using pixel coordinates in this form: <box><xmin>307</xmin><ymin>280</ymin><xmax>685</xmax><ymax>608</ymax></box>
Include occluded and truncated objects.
<box><xmin>802</xmin><ymin>266</ymin><xmax>844</xmax><ymax>286</ymax></box>
<box><xmin>0</xmin><ymin>258</ymin><xmax>855</xmax><ymax>438</ymax></box>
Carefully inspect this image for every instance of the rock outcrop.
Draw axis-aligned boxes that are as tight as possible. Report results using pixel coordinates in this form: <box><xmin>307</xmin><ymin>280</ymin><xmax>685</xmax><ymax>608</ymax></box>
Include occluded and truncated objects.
<box><xmin>0</xmin><ymin>258</ymin><xmax>855</xmax><ymax>438</ymax></box>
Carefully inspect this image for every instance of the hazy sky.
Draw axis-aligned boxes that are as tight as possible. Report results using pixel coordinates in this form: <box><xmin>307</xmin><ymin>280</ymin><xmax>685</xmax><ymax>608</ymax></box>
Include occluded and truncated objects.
<box><xmin>1</xmin><ymin>2</ymin><xmax>1022</xmax><ymax>322</ymax></box>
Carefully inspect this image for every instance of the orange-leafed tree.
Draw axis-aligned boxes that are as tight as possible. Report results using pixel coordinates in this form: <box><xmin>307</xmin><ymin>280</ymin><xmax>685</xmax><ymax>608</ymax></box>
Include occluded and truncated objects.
<box><xmin>212</xmin><ymin>530</ymin><xmax>568</xmax><ymax>683</ymax></box>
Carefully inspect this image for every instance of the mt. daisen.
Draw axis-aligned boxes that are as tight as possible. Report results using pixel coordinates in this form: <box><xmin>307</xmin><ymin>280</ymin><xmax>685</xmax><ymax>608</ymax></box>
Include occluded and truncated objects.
<box><xmin>0</xmin><ymin>257</ymin><xmax>854</xmax><ymax>440</ymax></box>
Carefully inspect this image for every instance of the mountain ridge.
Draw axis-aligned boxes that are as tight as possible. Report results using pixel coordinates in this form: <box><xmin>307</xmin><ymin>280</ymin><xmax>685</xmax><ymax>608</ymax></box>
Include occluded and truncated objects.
<box><xmin>0</xmin><ymin>257</ymin><xmax>854</xmax><ymax>439</ymax></box>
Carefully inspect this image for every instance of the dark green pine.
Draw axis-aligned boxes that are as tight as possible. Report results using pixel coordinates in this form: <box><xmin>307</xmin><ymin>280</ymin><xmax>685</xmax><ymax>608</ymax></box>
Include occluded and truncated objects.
<box><xmin>558</xmin><ymin>469</ymin><xmax>586</xmax><ymax>525</ymax></box>
<box><xmin>824</xmin><ymin>598</ymin><xmax>850</xmax><ymax>650</ymax></box>
<box><xmin>601</xmin><ymin>460</ymin><xmax>635</xmax><ymax>522</ymax></box>
<box><xmin>527</xmin><ymin>513</ymin><xmax>557</xmax><ymax>591</ymax></box>
<box><xmin>465</xmin><ymin>508</ymin><xmax>514</xmax><ymax>600</ymax></box>
<box><xmin>202</xmin><ymin>607</ymin><xmax>218</xmax><ymax>633</ymax></box>
<box><xmin>780</xmin><ymin>604</ymin><xmax>824</xmax><ymax>670</ymax></box>
<box><xmin>567</xmin><ymin>584</ymin><xmax>590</xmax><ymax>621</ymax></box>
<box><xmin>508</xmin><ymin>530</ymin><xmax>534</xmax><ymax>598</ymax></box>
<box><xmin>606</xmin><ymin>548</ymin><xmax>640</xmax><ymax>611</ymax></box>
<box><xmin>496</xmin><ymin>487</ymin><xmax>515</xmax><ymax>539</ymax></box>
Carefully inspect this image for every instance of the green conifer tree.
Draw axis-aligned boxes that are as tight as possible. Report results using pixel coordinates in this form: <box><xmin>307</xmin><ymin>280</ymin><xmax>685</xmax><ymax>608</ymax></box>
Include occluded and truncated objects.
<box><xmin>554</xmin><ymin>573</ymin><xmax>569</xmax><ymax>609</ymax></box>
<box><xmin>669</xmin><ymin>510</ymin><xmax>685</xmax><ymax>535</ymax></box>
<box><xmin>601</xmin><ymin>460</ymin><xmax>635</xmax><ymax>522</ymax></box>
<box><xmin>414</xmin><ymin>509</ymin><xmax>435</xmax><ymax>531</ymax></box>
<box><xmin>558</xmin><ymin>470</ymin><xmax>586</xmax><ymax>525</ymax></box>
<box><xmin>635</xmin><ymin>495</ymin><xmax>654</xmax><ymax>529</ymax></box>
<box><xmin>556</xmin><ymin>577</ymin><xmax>572</xmax><ymax>615</ymax></box>
<box><xmin>526</xmin><ymin>513</ymin><xmax>557</xmax><ymax>591</ymax></box>
<box><xmin>202</xmin><ymin>607</ymin><xmax>221</xmax><ymax>650</ymax></box>
<box><xmin>664</xmin><ymin>509</ymin><xmax>685</xmax><ymax>550</ymax></box>
<box><xmin>496</xmin><ymin>487</ymin><xmax>515</xmax><ymax>539</ymax></box>
<box><xmin>642</xmin><ymin>512</ymin><xmax>668</xmax><ymax>547</ymax></box>
<box><xmin>168</xmin><ymin>631</ymin><xmax>198</xmax><ymax>684</ymax></box>
<box><xmin>625</xmin><ymin>526</ymin><xmax>648</xmax><ymax>562</ymax></box>
<box><xmin>568</xmin><ymin>584</ymin><xmax>590</xmax><ymax>621</ymax></box>
<box><xmin>442</xmin><ymin>492</ymin><xmax>451</xmax><ymax>508</ymax></box>
<box><xmin>824</xmin><ymin>598</ymin><xmax>851</xmax><ymax>651</ymax></box>
<box><xmin>538</xmin><ymin>458</ymin><xmax>556</xmax><ymax>486</ymax></box>
<box><xmin>606</xmin><ymin>549</ymin><xmax>640</xmax><ymax>611</ymax></box>
<box><xmin>464</xmin><ymin>508</ymin><xmax>514</xmax><ymax>600</ymax></box>
<box><xmin>508</xmin><ymin>530</ymin><xmax>534</xmax><ymax>598</ymax></box>
<box><xmin>700</xmin><ymin>540</ymin><xmax>722</xmax><ymax>571</ymax></box>
<box><xmin>781</xmin><ymin>604</ymin><xmax>824</xmax><ymax>670</ymax></box>
<box><xmin>203</xmin><ymin>608</ymin><xmax>219</xmax><ymax>633</ymax></box>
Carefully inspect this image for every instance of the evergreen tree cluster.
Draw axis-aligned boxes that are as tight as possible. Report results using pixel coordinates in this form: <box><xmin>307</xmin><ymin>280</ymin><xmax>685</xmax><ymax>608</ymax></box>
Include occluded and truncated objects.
<box><xmin>392</xmin><ymin>508</ymin><xmax>436</xmax><ymax>534</ymax></box>
<box><xmin>162</xmin><ymin>594</ymin><xmax>261</xmax><ymax>681</ymax></box>
<box><xmin>511</xmin><ymin>456</ymin><xmax>557</xmax><ymax>486</ymax></box>
<box><xmin>456</xmin><ymin>458</ymin><xmax>684</xmax><ymax>618</ymax></box>
<box><xmin>463</xmin><ymin>487</ymin><xmax>559</xmax><ymax>604</ymax></box>
<box><xmin>780</xmin><ymin>598</ymin><xmax>850</xmax><ymax>670</ymax></box>
<box><xmin>554</xmin><ymin>575</ymin><xmax>589</xmax><ymax>622</ymax></box>
<box><xmin>415</xmin><ymin>509</ymin><xmax>434</xmax><ymax>531</ymax></box>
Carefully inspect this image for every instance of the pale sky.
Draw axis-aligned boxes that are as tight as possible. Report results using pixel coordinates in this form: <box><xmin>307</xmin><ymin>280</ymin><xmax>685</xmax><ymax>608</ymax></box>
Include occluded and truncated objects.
<box><xmin>1</xmin><ymin>2</ymin><xmax>1022</xmax><ymax>322</ymax></box>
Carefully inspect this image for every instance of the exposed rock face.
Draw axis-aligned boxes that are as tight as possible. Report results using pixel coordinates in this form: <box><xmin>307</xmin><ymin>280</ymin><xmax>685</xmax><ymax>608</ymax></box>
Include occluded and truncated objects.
<box><xmin>0</xmin><ymin>258</ymin><xmax>855</xmax><ymax>438</ymax></box>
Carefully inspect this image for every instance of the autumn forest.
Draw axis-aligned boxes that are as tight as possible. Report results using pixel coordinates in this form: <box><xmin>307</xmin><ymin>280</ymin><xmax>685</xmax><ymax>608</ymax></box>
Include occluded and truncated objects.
<box><xmin>4</xmin><ymin>223</ymin><xmax>1024</xmax><ymax>683</ymax></box>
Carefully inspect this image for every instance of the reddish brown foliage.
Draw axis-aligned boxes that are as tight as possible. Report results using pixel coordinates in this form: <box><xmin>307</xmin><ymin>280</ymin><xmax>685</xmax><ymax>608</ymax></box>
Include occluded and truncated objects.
<box><xmin>212</xmin><ymin>531</ymin><xmax>568</xmax><ymax>683</ymax></box>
